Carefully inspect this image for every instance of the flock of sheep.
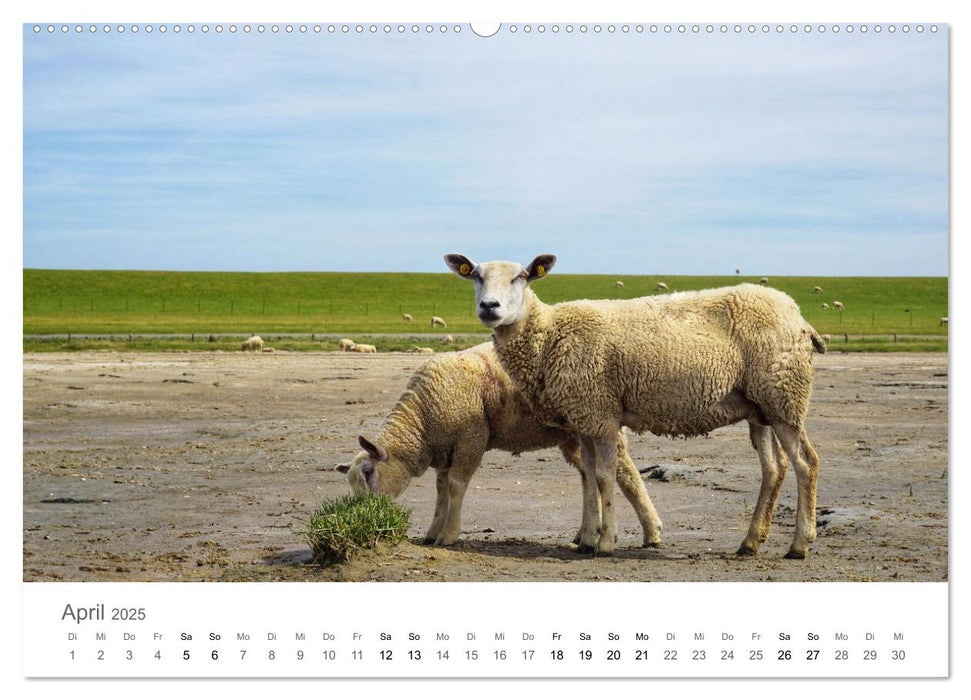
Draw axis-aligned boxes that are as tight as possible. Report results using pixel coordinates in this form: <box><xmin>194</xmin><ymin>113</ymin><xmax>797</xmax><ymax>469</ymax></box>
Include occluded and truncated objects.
<box><xmin>241</xmin><ymin>330</ymin><xmax>455</xmax><ymax>355</ymax></box>
<box><xmin>337</xmin><ymin>254</ymin><xmax>830</xmax><ymax>561</ymax></box>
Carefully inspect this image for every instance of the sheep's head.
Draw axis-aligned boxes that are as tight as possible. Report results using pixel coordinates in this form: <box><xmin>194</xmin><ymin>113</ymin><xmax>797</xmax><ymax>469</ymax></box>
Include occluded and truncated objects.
<box><xmin>335</xmin><ymin>436</ymin><xmax>409</xmax><ymax>498</ymax></box>
<box><xmin>445</xmin><ymin>253</ymin><xmax>556</xmax><ymax>328</ymax></box>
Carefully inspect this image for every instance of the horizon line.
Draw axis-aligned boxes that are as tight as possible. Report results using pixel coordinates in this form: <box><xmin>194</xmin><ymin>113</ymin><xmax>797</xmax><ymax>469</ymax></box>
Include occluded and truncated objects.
<box><xmin>22</xmin><ymin>267</ymin><xmax>949</xmax><ymax>279</ymax></box>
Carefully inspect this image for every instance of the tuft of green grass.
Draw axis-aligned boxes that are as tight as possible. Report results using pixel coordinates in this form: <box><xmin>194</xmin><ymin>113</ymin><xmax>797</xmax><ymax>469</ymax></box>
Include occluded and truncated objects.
<box><xmin>306</xmin><ymin>494</ymin><xmax>411</xmax><ymax>565</ymax></box>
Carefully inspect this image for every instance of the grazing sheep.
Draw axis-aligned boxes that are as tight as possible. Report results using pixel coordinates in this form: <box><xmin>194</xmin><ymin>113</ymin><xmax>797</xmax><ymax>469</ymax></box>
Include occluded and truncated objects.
<box><xmin>336</xmin><ymin>343</ymin><xmax>662</xmax><ymax>547</ymax></box>
<box><xmin>813</xmin><ymin>286</ymin><xmax>823</xmax><ymax>294</ymax></box>
<box><xmin>339</xmin><ymin>338</ymin><xmax>356</xmax><ymax>352</ymax></box>
<box><xmin>821</xmin><ymin>303</ymin><xmax>829</xmax><ymax>310</ymax></box>
<box><xmin>352</xmin><ymin>343</ymin><xmax>377</xmax><ymax>353</ymax></box>
<box><xmin>759</xmin><ymin>277</ymin><xmax>769</xmax><ymax>286</ymax></box>
<box><xmin>833</xmin><ymin>301</ymin><xmax>844</xmax><ymax>310</ymax></box>
<box><xmin>615</xmin><ymin>281</ymin><xmax>625</xmax><ymax>288</ymax></box>
<box><xmin>941</xmin><ymin>316</ymin><xmax>948</xmax><ymax>327</ymax></box>
<box><xmin>241</xmin><ymin>335</ymin><xmax>264</xmax><ymax>352</ymax></box>
<box><xmin>443</xmin><ymin>334</ymin><xmax>454</xmax><ymax>344</ymax></box>
<box><xmin>431</xmin><ymin>316</ymin><xmax>448</xmax><ymax>328</ymax></box>
<box><xmin>402</xmin><ymin>313</ymin><xmax>413</xmax><ymax>321</ymax></box>
<box><xmin>409</xmin><ymin>346</ymin><xmax>436</xmax><ymax>354</ymax></box>
<box><xmin>655</xmin><ymin>282</ymin><xmax>669</xmax><ymax>292</ymax></box>
<box><xmin>446</xmin><ymin>253</ymin><xmax>825</xmax><ymax>559</ymax></box>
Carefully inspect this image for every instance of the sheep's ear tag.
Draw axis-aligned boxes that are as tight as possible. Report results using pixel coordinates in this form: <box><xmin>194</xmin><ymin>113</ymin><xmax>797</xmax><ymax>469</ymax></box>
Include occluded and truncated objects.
<box><xmin>535</xmin><ymin>264</ymin><xmax>546</xmax><ymax>278</ymax></box>
<box><xmin>459</xmin><ymin>263</ymin><xmax>471</xmax><ymax>276</ymax></box>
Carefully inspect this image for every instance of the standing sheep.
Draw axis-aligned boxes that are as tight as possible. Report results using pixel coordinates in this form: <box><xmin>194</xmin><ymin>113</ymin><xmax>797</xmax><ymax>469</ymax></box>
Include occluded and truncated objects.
<box><xmin>615</xmin><ymin>281</ymin><xmax>625</xmax><ymax>288</ymax></box>
<box><xmin>446</xmin><ymin>253</ymin><xmax>825</xmax><ymax>559</ymax></box>
<box><xmin>338</xmin><ymin>338</ymin><xmax>356</xmax><ymax>352</ymax></box>
<box><xmin>443</xmin><ymin>334</ymin><xmax>454</xmax><ymax>345</ymax></box>
<box><xmin>833</xmin><ymin>301</ymin><xmax>844</xmax><ymax>310</ymax></box>
<box><xmin>813</xmin><ymin>286</ymin><xmax>823</xmax><ymax>294</ymax></box>
<box><xmin>821</xmin><ymin>303</ymin><xmax>829</xmax><ymax>310</ymax></box>
<box><xmin>655</xmin><ymin>282</ymin><xmax>669</xmax><ymax>292</ymax></box>
<box><xmin>402</xmin><ymin>313</ymin><xmax>413</xmax><ymax>321</ymax></box>
<box><xmin>336</xmin><ymin>343</ymin><xmax>662</xmax><ymax>547</ymax></box>
<box><xmin>431</xmin><ymin>316</ymin><xmax>448</xmax><ymax>328</ymax></box>
<box><xmin>352</xmin><ymin>343</ymin><xmax>377</xmax><ymax>353</ymax></box>
<box><xmin>759</xmin><ymin>277</ymin><xmax>770</xmax><ymax>286</ymax></box>
<box><xmin>241</xmin><ymin>335</ymin><xmax>264</xmax><ymax>352</ymax></box>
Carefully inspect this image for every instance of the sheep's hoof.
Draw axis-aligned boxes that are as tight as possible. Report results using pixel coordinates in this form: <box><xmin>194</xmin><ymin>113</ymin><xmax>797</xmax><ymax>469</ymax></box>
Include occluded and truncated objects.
<box><xmin>642</xmin><ymin>540</ymin><xmax>662</xmax><ymax>549</ymax></box>
<box><xmin>422</xmin><ymin>537</ymin><xmax>436</xmax><ymax>545</ymax></box>
<box><xmin>784</xmin><ymin>549</ymin><xmax>807</xmax><ymax>560</ymax></box>
<box><xmin>571</xmin><ymin>533</ymin><xmax>582</xmax><ymax>546</ymax></box>
<box><xmin>736</xmin><ymin>544</ymin><xmax>758</xmax><ymax>556</ymax></box>
<box><xmin>576</xmin><ymin>544</ymin><xmax>597</xmax><ymax>555</ymax></box>
<box><xmin>595</xmin><ymin>549</ymin><xmax>614</xmax><ymax>558</ymax></box>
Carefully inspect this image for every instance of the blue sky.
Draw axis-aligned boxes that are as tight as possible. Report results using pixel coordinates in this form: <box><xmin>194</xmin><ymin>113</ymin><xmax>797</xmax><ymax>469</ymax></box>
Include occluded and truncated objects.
<box><xmin>23</xmin><ymin>24</ymin><xmax>948</xmax><ymax>275</ymax></box>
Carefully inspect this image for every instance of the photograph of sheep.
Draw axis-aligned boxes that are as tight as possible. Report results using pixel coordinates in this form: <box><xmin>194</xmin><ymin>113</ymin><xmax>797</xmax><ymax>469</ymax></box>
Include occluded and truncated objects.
<box><xmin>23</xmin><ymin>23</ymin><xmax>947</xmax><ymax>583</ymax></box>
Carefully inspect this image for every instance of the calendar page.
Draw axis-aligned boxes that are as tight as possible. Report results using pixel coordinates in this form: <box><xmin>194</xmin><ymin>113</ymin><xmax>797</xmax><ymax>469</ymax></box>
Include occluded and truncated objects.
<box><xmin>18</xmin><ymin>0</ymin><xmax>954</xmax><ymax>689</ymax></box>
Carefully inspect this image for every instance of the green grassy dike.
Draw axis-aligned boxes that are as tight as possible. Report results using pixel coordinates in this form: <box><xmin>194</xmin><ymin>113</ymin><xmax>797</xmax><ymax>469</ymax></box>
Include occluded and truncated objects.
<box><xmin>24</xmin><ymin>269</ymin><xmax>948</xmax><ymax>352</ymax></box>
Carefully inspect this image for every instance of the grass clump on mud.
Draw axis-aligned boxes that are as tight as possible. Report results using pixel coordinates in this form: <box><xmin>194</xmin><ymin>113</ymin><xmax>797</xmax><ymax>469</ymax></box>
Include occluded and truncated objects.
<box><xmin>307</xmin><ymin>494</ymin><xmax>411</xmax><ymax>565</ymax></box>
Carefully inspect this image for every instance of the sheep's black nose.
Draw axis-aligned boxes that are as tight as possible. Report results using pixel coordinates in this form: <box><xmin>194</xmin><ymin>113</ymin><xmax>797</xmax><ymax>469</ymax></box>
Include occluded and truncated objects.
<box><xmin>479</xmin><ymin>299</ymin><xmax>500</xmax><ymax>310</ymax></box>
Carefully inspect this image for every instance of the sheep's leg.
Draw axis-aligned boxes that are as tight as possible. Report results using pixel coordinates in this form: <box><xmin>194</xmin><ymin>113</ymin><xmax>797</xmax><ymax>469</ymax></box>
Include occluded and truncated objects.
<box><xmin>593</xmin><ymin>438</ymin><xmax>619</xmax><ymax>556</ymax></box>
<box><xmin>566</xmin><ymin>433</ymin><xmax>662</xmax><ymax>547</ymax></box>
<box><xmin>556</xmin><ymin>438</ymin><xmax>588</xmax><ymax>545</ymax></box>
<box><xmin>576</xmin><ymin>437</ymin><xmax>603</xmax><ymax>554</ymax></box>
<box><xmin>772</xmin><ymin>423</ymin><xmax>820</xmax><ymax>559</ymax></box>
<box><xmin>434</xmin><ymin>451</ymin><xmax>484</xmax><ymax>546</ymax></box>
<box><xmin>616</xmin><ymin>446</ymin><xmax>663</xmax><ymax>547</ymax></box>
<box><xmin>434</xmin><ymin>474</ymin><xmax>472</xmax><ymax>546</ymax></box>
<box><xmin>423</xmin><ymin>468</ymin><xmax>451</xmax><ymax>544</ymax></box>
<box><xmin>737</xmin><ymin>423</ymin><xmax>789</xmax><ymax>555</ymax></box>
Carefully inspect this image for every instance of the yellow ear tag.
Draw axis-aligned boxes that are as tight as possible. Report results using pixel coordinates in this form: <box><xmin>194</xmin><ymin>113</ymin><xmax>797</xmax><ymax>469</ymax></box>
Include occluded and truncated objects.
<box><xmin>536</xmin><ymin>264</ymin><xmax>546</xmax><ymax>277</ymax></box>
<box><xmin>459</xmin><ymin>263</ymin><xmax>470</xmax><ymax>275</ymax></box>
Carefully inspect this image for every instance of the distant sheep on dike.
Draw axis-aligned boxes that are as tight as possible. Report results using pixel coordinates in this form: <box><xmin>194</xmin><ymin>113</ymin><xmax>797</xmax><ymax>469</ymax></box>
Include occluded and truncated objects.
<box><xmin>351</xmin><ymin>343</ymin><xmax>377</xmax><ymax>353</ymax></box>
<box><xmin>336</xmin><ymin>343</ymin><xmax>662</xmax><ymax>547</ymax></box>
<box><xmin>431</xmin><ymin>316</ymin><xmax>448</xmax><ymax>327</ymax></box>
<box><xmin>241</xmin><ymin>335</ymin><xmax>263</xmax><ymax>352</ymax></box>
<box><xmin>446</xmin><ymin>253</ymin><xmax>825</xmax><ymax>559</ymax></box>
<box><xmin>338</xmin><ymin>338</ymin><xmax>356</xmax><ymax>351</ymax></box>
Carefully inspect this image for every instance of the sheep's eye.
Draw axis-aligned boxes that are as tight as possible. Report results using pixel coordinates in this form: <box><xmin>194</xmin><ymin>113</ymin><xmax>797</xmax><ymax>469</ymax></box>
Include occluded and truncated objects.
<box><xmin>516</xmin><ymin>271</ymin><xmax>528</xmax><ymax>281</ymax></box>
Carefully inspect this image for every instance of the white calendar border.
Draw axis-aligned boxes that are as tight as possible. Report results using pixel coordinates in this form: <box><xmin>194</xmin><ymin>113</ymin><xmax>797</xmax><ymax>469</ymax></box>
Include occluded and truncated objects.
<box><xmin>6</xmin><ymin>0</ymin><xmax>963</xmax><ymax>696</ymax></box>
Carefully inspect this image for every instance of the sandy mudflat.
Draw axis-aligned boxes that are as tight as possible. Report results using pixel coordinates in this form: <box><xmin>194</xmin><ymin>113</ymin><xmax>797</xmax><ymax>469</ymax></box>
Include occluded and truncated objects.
<box><xmin>23</xmin><ymin>350</ymin><xmax>947</xmax><ymax>582</ymax></box>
